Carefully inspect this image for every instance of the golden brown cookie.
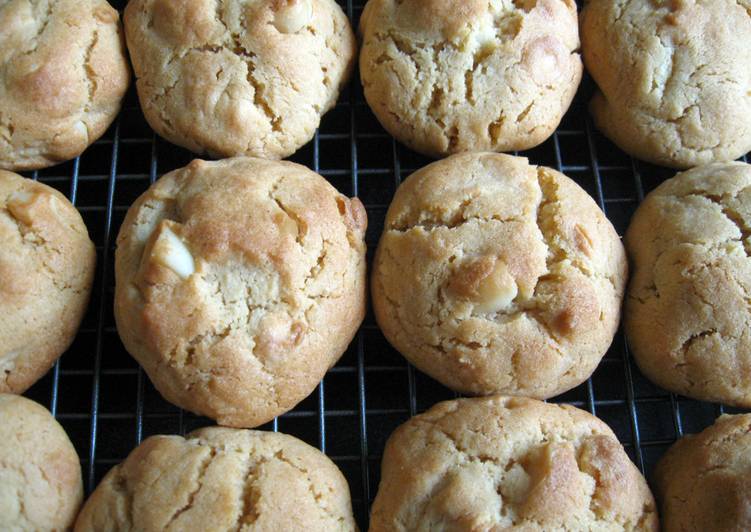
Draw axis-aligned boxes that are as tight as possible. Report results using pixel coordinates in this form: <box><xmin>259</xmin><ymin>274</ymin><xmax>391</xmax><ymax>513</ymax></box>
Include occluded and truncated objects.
<box><xmin>0</xmin><ymin>170</ymin><xmax>96</xmax><ymax>394</ymax></box>
<box><xmin>372</xmin><ymin>153</ymin><xmax>627</xmax><ymax>399</ymax></box>
<box><xmin>370</xmin><ymin>395</ymin><xmax>658</xmax><ymax>531</ymax></box>
<box><xmin>74</xmin><ymin>426</ymin><xmax>356</xmax><ymax>531</ymax></box>
<box><xmin>0</xmin><ymin>0</ymin><xmax>130</xmax><ymax>170</ymax></box>
<box><xmin>123</xmin><ymin>0</ymin><xmax>356</xmax><ymax>160</ymax></box>
<box><xmin>359</xmin><ymin>0</ymin><xmax>582</xmax><ymax>158</ymax></box>
<box><xmin>625</xmin><ymin>162</ymin><xmax>751</xmax><ymax>406</ymax></box>
<box><xmin>581</xmin><ymin>0</ymin><xmax>751</xmax><ymax>169</ymax></box>
<box><xmin>655</xmin><ymin>414</ymin><xmax>751</xmax><ymax>532</ymax></box>
<box><xmin>114</xmin><ymin>157</ymin><xmax>367</xmax><ymax>428</ymax></box>
<box><xmin>0</xmin><ymin>394</ymin><xmax>83</xmax><ymax>531</ymax></box>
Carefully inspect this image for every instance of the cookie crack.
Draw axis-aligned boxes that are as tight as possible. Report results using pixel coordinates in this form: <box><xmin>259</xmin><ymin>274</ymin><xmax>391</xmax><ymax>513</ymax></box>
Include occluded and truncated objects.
<box><xmin>2</xmin><ymin>208</ymin><xmax>81</xmax><ymax>294</ymax></box>
<box><xmin>268</xmin><ymin>177</ymin><xmax>303</xmax><ymax>246</ymax></box>
<box><xmin>534</xmin><ymin>169</ymin><xmax>619</xmax><ymax>292</ymax></box>
<box><xmin>163</xmin><ymin>447</ymin><xmax>215</xmax><ymax>529</ymax></box>
<box><xmin>700</xmin><ymin>193</ymin><xmax>751</xmax><ymax>257</ymax></box>
<box><xmin>17</xmin><ymin>0</ymin><xmax>55</xmax><ymax>58</ymax></box>
<box><xmin>233</xmin><ymin>456</ymin><xmax>266</xmax><ymax>529</ymax></box>
<box><xmin>82</xmin><ymin>27</ymin><xmax>100</xmax><ymax>121</ymax></box>
<box><xmin>388</xmin><ymin>213</ymin><xmax>522</xmax><ymax>233</ymax></box>
<box><xmin>245</xmin><ymin>61</ymin><xmax>282</xmax><ymax>133</ymax></box>
<box><xmin>272</xmin><ymin>449</ymin><xmax>345</xmax><ymax>524</ymax></box>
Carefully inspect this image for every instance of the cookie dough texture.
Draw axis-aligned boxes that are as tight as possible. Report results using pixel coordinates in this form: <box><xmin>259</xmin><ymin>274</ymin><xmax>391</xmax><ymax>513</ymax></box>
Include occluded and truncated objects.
<box><xmin>359</xmin><ymin>0</ymin><xmax>582</xmax><ymax>158</ymax></box>
<box><xmin>74</xmin><ymin>427</ymin><xmax>356</xmax><ymax>531</ymax></box>
<box><xmin>372</xmin><ymin>153</ymin><xmax>626</xmax><ymax>398</ymax></box>
<box><xmin>370</xmin><ymin>396</ymin><xmax>658</xmax><ymax>531</ymax></box>
<box><xmin>581</xmin><ymin>0</ymin><xmax>751</xmax><ymax>169</ymax></box>
<box><xmin>625</xmin><ymin>162</ymin><xmax>751</xmax><ymax>406</ymax></box>
<box><xmin>115</xmin><ymin>157</ymin><xmax>367</xmax><ymax>428</ymax></box>
<box><xmin>655</xmin><ymin>414</ymin><xmax>751</xmax><ymax>532</ymax></box>
<box><xmin>0</xmin><ymin>394</ymin><xmax>84</xmax><ymax>531</ymax></box>
<box><xmin>1</xmin><ymin>171</ymin><xmax>96</xmax><ymax>394</ymax></box>
<box><xmin>0</xmin><ymin>0</ymin><xmax>130</xmax><ymax>170</ymax></box>
<box><xmin>123</xmin><ymin>0</ymin><xmax>356</xmax><ymax>160</ymax></box>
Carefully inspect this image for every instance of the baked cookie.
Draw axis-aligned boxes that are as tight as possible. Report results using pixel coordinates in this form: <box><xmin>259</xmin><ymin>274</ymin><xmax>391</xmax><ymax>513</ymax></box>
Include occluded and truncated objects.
<box><xmin>1</xmin><ymin>171</ymin><xmax>96</xmax><ymax>393</ymax></box>
<box><xmin>123</xmin><ymin>0</ymin><xmax>356</xmax><ymax>160</ymax></box>
<box><xmin>372</xmin><ymin>153</ymin><xmax>626</xmax><ymax>398</ymax></box>
<box><xmin>115</xmin><ymin>157</ymin><xmax>367</xmax><ymax>427</ymax></box>
<box><xmin>0</xmin><ymin>0</ymin><xmax>130</xmax><ymax>171</ymax></box>
<box><xmin>370</xmin><ymin>395</ymin><xmax>658</xmax><ymax>531</ymax></box>
<box><xmin>74</xmin><ymin>426</ymin><xmax>356</xmax><ymax>531</ymax></box>
<box><xmin>655</xmin><ymin>414</ymin><xmax>751</xmax><ymax>532</ymax></box>
<box><xmin>581</xmin><ymin>0</ymin><xmax>751</xmax><ymax>169</ymax></box>
<box><xmin>359</xmin><ymin>0</ymin><xmax>582</xmax><ymax>158</ymax></box>
<box><xmin>625</xmin><ymin>162</ymin><xmax>751</xmax><ymax>406</ymax></box>
<box><xmin>0</xmin><ymin>394</ymin><xmax>83</xmax><ymax>531</ymax></box>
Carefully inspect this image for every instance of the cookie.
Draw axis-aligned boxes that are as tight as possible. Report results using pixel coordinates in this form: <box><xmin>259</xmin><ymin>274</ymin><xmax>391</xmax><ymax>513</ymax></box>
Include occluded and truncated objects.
<box><xmin>74</xmin><ymin>426</ymin><xmax>356</xmax><ymax>531</ymax></box>
<box><xmin>625</xmin><ymin>162</ymin><xmax>751</xmax><ymax>406</ymax></box>
<box><xmin>114</xmin><ymin>157</ymin><xmax>367</xmax><ymax>427</ymax></box>
<box><xmin>1</xmin><ymin>171</ymin><xmax>96</xmax><ymax>393</ymax></box>
<box><xmin>372</xmin><ymin>153</ymin><xmax>627</xmax><ymax>398</ymax></box>
<box><xmin>358</xmin><ymin>0</ymin><xmax>582</xmax><ymax>158</ymax></box>
<box><xmin>0</xmin><ymin>0</ymin><xmax>130</xmax><ymax>171</ymax></box>
<box><xmin>655</xmin><ymin>414</ymin><xmax>751</xmax><ymax>532</ymax></box>
<box><xmin>581</xmin><ymin>0</ymin><xmax>751</xmax><ymax>169</ymax></box>
<box><xmin>123</xmin><ymin>0</ymin><xmax>356</xmax><ymax>160</ymax></box>
<box><xmin>0</xmin><ymin>394</ymin><xmax>83</xmax><ymax>531</ymax></box>
<box><xmin>370</xmin><ymin>395</ymin><xmax>658</xmax><ymax>531</ymax></box>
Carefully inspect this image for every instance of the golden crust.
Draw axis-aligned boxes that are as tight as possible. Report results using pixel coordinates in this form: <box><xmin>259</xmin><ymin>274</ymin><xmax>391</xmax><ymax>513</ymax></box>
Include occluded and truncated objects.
<box><xmin>74</xmin><ymin>427</ymin><xmax>356</xmax><ymax>531</ymax></box>
<box><xmin>655</xmin><ymin>414</ymin><xmax>751</xmax><ymax>532</ymax></box>
<box><xmin>371</xmin><ymin>153</ymin><xmax>627</xmax><ymax>398</ymax></box>
<box><xmin>114</xmin><ymin>157</ymin><xmax>367</xmax><ymax>428</ymax></box>
<box><xmin>581</xmin><ymin>0</ymin><xmax>751</xmax><ymax>169</ymax></box>
<box><xmin>625</xmin><ymin>162</ymin><xmax>751</xmax><ymax>406</ymax></box>
<box><xmin>0</xmin><ymin>170</ymin><xmax>96</xmax><ymax>393</ymax></box>
<box><xmin>358</xmin><ymin>0</ymin><xmax>582</xmax><ymax>158</ymax></box>
<box><xmin>123</xmin><ymin>0</ymin><xmax>356</xmax><ymax>160</ymax></box>
<box><xmin>0</xmin><ymin>394</ymin><xmax>83</xmax><ymax>531</ymax></box>
<box><xmin>0</xmin><ymin>0</ymin><xmax>130</xmax><ymax>170</ymax></box>
<box><xmin>370</xmin><ymin>396</ymin><xmax>658</xmax><ymax>531</ymax></box>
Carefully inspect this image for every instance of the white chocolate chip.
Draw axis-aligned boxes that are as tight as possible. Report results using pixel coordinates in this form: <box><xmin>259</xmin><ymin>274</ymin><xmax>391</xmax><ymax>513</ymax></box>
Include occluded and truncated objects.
<box><xmin>74</xmin><ymin>120</ymin><xmax>89</xmax><ymax>141</ymax></box>
<box><xmin>149</xmin><ymin>223</ymin><xmax>195</xmax><ymax>279</ymax></box>
<box><xmin>473</xmin><ymin>260</ymin><xmax>518</xmax><ymax>314</ymax></box>
<box><xmin>6</xmin><ymin>189</ymin><xmax>44</xmax><ymax>226</ymax></box>
<box><xmin>8</xmin><ymin>190</ymin><xmax>32</xmax><ymax>205</ymax></box>
<box><xmin>469</xmin><ymin>14</ymin><xmax>498</xmax><ymax>51</ymax></box>
<box><xmin>449</xmin><ymin>257</ymin><xmax>519</xmax><ymax>313</ymax></box>
<box><xmin>273</xmin><ymin>0</ymin><xmax>312</xmax><ymax>34</ymax></box>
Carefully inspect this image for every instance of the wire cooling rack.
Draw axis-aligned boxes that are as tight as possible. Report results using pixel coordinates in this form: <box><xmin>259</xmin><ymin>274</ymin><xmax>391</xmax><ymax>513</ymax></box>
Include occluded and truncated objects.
<box><xmin>17</xmin><ymin>1</ymin><xmax>748</xmax><ymax>528</ymax></box>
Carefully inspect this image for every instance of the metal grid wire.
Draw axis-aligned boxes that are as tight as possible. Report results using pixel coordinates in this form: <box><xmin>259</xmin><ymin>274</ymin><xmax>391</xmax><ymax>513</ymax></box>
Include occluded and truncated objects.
<box><xmin>17</xmin><ymin>1</ymin><xmax>747</xmax><ymax>529</ymax></box>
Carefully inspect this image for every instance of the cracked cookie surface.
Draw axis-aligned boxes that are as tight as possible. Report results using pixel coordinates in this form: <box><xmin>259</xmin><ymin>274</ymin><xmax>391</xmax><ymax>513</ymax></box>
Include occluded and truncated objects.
<box><xmin>0</xmin><ymin>170</ymin><xmax>96</xmax><ymax>393</ymax></box>
<box><xmin>654</xmin><ymin>414</ymin><xmax>751</xmax><ymax>532</ymax></box>
<box><xmin>358</xmin><ymin>0</ymin><xmax>581</xmax><ymax>158</ymax></box>
<box><xmin>581</xmin><ymin>0</ymin><xmax>751</xmax><ymax>169</ymax></box>
<box><xmin>0</xmin><ymin>0</ymin><xmax>130</xmax><ymax>170</ymax></box>
<box><xmin>74</xmin><ymin>426</ymin><xmax>356</xmax><ymax>531</ymax></box>
<box><xmin>370</xmin><ymin>396</ymin><xmax>658</xmax><ymax>531</ymax></box>
<box><xmin>625</xmin><ymin>162</ymin><xmax>751</xmax><ymax>406</ymax></box>
<box><xmin>371</xmin><ymin>153</ymin><xmax>626</xmax><ymax>398</ymax></box>
<box><xmin>123</xmin><ymin>0</ymin><xmax>356</xmax><ymax>160</ymax></box>
<box><xmin>0</xmin><ymin>394</ymin><xmax>83</xmax><ymax>531</ymax></box>
<box><xmin>114</xmin><ymin>157</ymin><xmax>367</xmax><ymax>428</ymax></box>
